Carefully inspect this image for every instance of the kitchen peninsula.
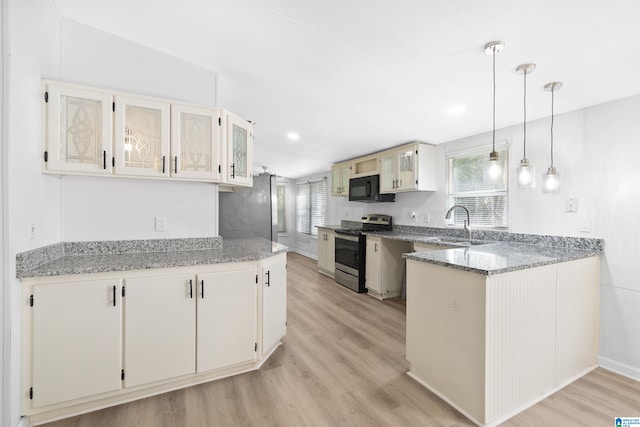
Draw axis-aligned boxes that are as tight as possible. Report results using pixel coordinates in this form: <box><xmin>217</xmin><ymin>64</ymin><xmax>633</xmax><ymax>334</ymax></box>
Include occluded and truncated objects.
<box><xmin>320</xmin><ymin>220</ymin><xmax>603</xmax><ymax>426</ymax></box>
<box><xmin>402</xmin><ymin>234</ymin><xmax>602</xmax><ymax>427</ymax></box>
<box><xmin>17</xmin><ymin>237</ymin><xmax>287</xmax><ymax>425</ymax></box>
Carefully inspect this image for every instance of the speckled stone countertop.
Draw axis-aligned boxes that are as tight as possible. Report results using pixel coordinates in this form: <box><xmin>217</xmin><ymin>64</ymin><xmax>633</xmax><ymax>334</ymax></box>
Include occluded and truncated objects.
<box><xmin>403</xmin><ymin>241</ymin><xmax>601</xmax><ymax>276</ymax></box>
<box><xmin>17</xmin><ymin>238</ymin><xmax>288</xmax><ymax>279</ymax></box>
<box><xmin>316</xmin><ymin>225</ymin><xmax>342</xmax><ymax>231</ymax></box>
<box><xmin>353</xmin><ymin>222</ymin><xmax>603</xmax><ymax>276</ymax></box>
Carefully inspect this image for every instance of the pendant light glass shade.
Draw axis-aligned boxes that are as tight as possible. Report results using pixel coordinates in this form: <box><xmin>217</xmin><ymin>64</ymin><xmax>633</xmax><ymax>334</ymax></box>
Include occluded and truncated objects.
<box><xmin>516</xmin><ymin>63</ymin><xmax>536</xmax><ymax>189</ymax></box>
<box><xmin>485</xmin><ymin>41</ymin><xmax>504</xmax><ymax>180</ymax></box>
<box><xmin>542</xmin><ymin>82</ymin><xmax>563</xmax><ymax>194</ymax></box>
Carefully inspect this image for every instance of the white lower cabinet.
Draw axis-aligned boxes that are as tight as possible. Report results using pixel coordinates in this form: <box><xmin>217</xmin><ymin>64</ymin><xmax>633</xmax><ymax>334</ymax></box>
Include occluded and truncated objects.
<box><xmin>23</xmin><ymin>255</ymin><xmax>286</xmax><ymax>422</ymax></box>
<box><xmin>124</xmin><ymin>273</ymin><xmax>196</xmax><ymax>388</ymax></box>
<box><xmin>365</xmin><ymin>236</ymin><xmax>412</xmax><ymax>300</ymax></box>
<box><xmin>197</xmin><ymin>265</ymin><xmax>257</xmax><ymax>372</ymax></box>
<box><xmin>31</xmin><ymin>279</ymin><xmax>122</xmax><ymax>408</ymax></box>
<box><xmin>261</xmin><ymin>252</ymin><xmax>287</xmax><ymax>357</ymax></box>
<box><xmin>317</xmin><ymin>228</ymin><xmax>335</xmax><ymax>277</ymax></box>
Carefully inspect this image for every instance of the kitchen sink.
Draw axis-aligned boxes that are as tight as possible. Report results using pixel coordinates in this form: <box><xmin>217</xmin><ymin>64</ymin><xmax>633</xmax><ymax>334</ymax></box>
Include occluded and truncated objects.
<box><xmin>435</xmin><ymin>238</ymin><xmax>488</xmax><ymax>246</ymax></box>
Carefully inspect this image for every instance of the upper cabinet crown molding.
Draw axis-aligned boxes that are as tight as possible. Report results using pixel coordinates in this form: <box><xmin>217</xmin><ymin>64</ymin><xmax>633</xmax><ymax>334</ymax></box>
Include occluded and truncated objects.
<box><xmin>42</xmin><ymin>80</ymin><xmax>253</xmax><ymax>188</ymax></box>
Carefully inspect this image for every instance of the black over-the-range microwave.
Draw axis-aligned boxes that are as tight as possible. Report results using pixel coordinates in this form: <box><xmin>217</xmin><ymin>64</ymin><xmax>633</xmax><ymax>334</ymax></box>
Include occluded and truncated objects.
<box><xmin>348</xmin><ymin>175</ymin><xmax>395</xmax><ymax>203</ymax></box>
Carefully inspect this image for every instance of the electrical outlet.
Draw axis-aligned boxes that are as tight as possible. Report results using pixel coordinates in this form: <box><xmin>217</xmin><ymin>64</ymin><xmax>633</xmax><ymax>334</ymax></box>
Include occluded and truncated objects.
<box><xmin>410</xmin><ymin>211</ymin><xmax>417</xmax><ymax>223</ymax></box>
<box><xmin>424</xmin><ymin>213</ymin><xmax>431</xmax><ymax>224</ymax></box>
<box><xmin>155</xmin><ymin>216</ymin><xmax>168</xmax><ymax>231</ymax></box>
<box><xmin>566</xmin><ymin>198</ymin><xmax>578</xmax><ymax>213</ymax></box>
<box><xmin>28</xmin><ymin>220</ymin><xmax>36</xmax><ymax>240</ymax></box>
<box><xmin>579</xmin><ymin>218</ymin><xmax>591</xmax><ymax>233</ymax></box>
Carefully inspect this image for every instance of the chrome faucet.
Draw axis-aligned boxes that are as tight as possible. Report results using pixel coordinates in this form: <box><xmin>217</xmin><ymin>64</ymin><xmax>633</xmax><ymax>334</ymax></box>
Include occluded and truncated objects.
<box><xmin>445</xmin><ymin>205</ymin><xmax>471</xmax><ymax>240</ymax></box>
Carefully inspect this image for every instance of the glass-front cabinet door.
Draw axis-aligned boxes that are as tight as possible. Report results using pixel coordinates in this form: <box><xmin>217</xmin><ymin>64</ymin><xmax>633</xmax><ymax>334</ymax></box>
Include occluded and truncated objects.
<box><xmin>114</xmin><ymin>95</ymin><xmax>170</xmax><ymax>178</ymax></box>
<box><xmin>170</xmin><ymin>104</ymin><xmax>220</xmax><ymax>181</ymax></box>
<box><xmin>43</xmin><ymin>81</ymin><xmax>113</xmax><ymax>174</ymax></box>
<box><xmin>397</xmin><ymin>145</ymin><xmax>418</xmax><ymax>191</ymax></box>
<box><xmin>225</xmin><ymin>110</ymin><xmax>253</xmax><ymax>186</ymax></box>
<box><xmin>379</xmin><ymin>150</ymin><xmax>396</xmax><ymax>193</ymax></box>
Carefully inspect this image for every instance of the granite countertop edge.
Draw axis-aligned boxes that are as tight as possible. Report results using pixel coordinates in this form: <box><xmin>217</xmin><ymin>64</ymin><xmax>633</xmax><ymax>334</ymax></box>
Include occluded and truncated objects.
<box><xmin>403</xmin><ymin>244</ymin><xmax>601</xmax><ymax>276</ymax></box>
<box><xmin>17</xmin><ymin>238</ymin><xmax>288</xmax><ymax>279</ymax></box>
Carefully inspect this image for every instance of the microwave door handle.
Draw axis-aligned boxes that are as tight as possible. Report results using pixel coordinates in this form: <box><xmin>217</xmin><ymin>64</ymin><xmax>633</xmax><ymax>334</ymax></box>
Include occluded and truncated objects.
<box><xmin>366</xmin><ymin>181</ymin><xmax>372</xmax><ymax>198</ymax></box>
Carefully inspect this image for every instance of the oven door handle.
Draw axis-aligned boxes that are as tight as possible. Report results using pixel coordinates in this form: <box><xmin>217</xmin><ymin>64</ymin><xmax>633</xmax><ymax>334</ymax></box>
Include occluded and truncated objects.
<box><xmin>335</xmin><ymin>233</ymin><xmax>360</xmax><ymax>242</ymax></box>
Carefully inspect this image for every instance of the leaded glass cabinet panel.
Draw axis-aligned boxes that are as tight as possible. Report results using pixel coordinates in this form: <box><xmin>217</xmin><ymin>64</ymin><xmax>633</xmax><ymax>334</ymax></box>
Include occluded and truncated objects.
<box><xmin>397</xmin><ymin>146</ymin><xmax>417</xmax><ymax>191</ymax></box>
<box><xmin>225</xmin><ymin>110</ymin><xmax>254</xmax><ymax>186</ymax></box>
<box><xmin>170</xmin><ymin>104</ymin><xmax>221</xmax><ymax>181</ymax></box>
<box><xmin>43</xmin><ymin>81</ymin><xmax>113</xmax><ymax>174</ymax></box>
<box><xmin>379</xmin><ymin>150</ymin><xmax>396</xmax><ymax>193</ymax></box>
<box><xmin>114</xmin><ymin>95</ymin><xmax>170</xmax><ymax>178</ymax></box>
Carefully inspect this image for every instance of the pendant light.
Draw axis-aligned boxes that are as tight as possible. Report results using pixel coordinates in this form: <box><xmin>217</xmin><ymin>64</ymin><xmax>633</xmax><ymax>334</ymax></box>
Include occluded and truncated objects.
<box><xmin>516</xmin><ymin>63</ymin><xmax>536</xmax><ymax>188</ymax></box>
<box><xmin>542</xmin><ymin>81</ymin><xmax>563</xmax><ymax>194</ymax></box>
<box><xmin>485</xmin><ymin>41</ymin><xmax>504</xmax><ymax>180</ymax></box>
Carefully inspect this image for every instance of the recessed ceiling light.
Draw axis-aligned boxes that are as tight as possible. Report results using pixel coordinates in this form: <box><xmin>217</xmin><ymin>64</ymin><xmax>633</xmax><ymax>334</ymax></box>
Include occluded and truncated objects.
<box><xmin>446</xmin><ymin>105</ymin><xmax>466</xmax><ymax>115</ymax></box>
<box><xmin>287</xmin><ymin>132</ymin><xmax>300</xmax><ymax>141</ymax></box>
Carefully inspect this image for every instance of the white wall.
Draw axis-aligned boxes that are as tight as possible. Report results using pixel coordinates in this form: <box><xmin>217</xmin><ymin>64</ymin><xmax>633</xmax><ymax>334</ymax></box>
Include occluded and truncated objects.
<box><xmin>5</xmin><ymin>5</ymin><xmax>222</xmax><ymax>426</ymax></box>
<box><xmin>324</xmin><ymin>95</ymin><xmax>640</xmax><ymax>380</ymax></box>
<box><xmin>6</xmin><ymin>2</ymin><xmax>62</xmax><ymax>426</ymax></box>
<box><xmin>58</xmin><ymin>19</ymin><xmax>219</xmax><ymax>241</ymax></box>
<box><xmin>1</xmin><ymin>1</ymin><xmax>7</xmax><ymax>425</ymax></box>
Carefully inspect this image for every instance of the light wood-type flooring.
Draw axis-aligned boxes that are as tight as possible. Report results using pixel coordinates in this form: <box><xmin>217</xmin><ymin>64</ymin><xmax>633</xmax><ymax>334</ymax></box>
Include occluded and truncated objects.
<box><xmin>43</xmin><ymin>252</ymin><xmax>640</xmax><ymax>427</ymax></box>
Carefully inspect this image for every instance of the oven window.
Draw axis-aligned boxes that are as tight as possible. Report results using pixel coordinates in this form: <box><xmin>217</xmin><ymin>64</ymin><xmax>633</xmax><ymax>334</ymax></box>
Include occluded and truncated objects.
<box><xmin>335</xmin><ymin>237</ymin><xmax>360</xmax><ymax>269</ymax></box>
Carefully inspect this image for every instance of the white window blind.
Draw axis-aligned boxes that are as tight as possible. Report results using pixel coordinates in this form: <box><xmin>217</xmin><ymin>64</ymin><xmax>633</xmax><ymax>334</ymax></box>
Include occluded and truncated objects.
<box><xmin>447</xmin><ymin>147</ymin><xmax>508</xmax><ymax>228</ymax></box>
<box><xmin>296</xmin><ymin>178</ymin><xmax>327</xmax><ymax>236</ymax></box>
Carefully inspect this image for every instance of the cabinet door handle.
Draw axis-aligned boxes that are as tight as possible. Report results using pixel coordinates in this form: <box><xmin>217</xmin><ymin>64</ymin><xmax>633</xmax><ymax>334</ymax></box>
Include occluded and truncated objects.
<box><xmin>189</xmin><ymin>279</ymin><xmax>193</xmax><ymax>299</ymax></box>
<box><xmin>113</xmin><ymin>285</ymin><xmax>116</xmax><ymax>307</ymax></box>
<box><xmin>231</xmin><ymin>164</ymin><xmax>235</xmax><ymax>178</ymax></box>
<box><xmin>174</xmin><ymin>156</ymin><xmax>178</xmax><ymax>174</ymax></box>
<box><xmin>266</xmin><ymin>271</ymin><xmax>271</xmax><ymax>287</ymax></box>
<box><xmin>201</xmin><ymin>280</ymin><xmax>204</xmax><ymax>299</ymax></box>
<box><xmin>162</xmin><ymin>156</ymin><xmax>166</xmax><ymax>174</ymax></box>
<box><xmin>103</xmin><ymin>151</ymin><xmax>107</xmax><ymax>170</ymax></box>
<box><xmin>375</xmin><ymin>243</ymin><xmax>378</xmax><ymax>252</ymax></box>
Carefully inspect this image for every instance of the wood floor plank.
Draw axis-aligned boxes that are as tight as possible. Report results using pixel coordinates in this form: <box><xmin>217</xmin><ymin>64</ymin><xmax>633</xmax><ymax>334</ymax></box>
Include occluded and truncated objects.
<box><xmin>42</xmin><ymin>252</ymin><xmax>640</xmax><ymax>427</ymax></box>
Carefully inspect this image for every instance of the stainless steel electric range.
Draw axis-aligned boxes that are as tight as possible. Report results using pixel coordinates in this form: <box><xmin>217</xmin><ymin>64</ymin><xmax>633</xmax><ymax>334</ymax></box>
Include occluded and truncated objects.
<box><xmin>334</xmin><ymin>214</ymin><xmax>393</xmax><ymax>293</ymax></box>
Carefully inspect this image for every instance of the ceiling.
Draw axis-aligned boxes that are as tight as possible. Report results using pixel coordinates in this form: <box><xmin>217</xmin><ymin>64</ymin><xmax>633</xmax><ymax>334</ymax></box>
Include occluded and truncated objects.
<box><xmin>51</xmin><ymin>0</ymin><xmax>640</xmax><ymax>179</ymax></box>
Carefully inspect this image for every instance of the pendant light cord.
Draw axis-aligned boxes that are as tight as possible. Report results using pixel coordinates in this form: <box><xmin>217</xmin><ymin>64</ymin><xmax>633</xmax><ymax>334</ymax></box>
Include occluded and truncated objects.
<box><xmin>523</xmin><ymin>71</ymin><xmax>527</xmax><ymax>158</ymax></box>
<box><xmin>550</xmin><ymin>87</ymin><xmax>555</xmax><ymax>167</ymax></box>
<box><xmin>492</xmin><ymin>48</ymin><xmax>496</xmax><ymax>152</ymax></box>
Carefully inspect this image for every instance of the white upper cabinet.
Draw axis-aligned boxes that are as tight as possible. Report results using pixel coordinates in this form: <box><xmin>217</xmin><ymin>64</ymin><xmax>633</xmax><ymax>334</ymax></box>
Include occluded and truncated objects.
<box><xmin>379</xmin><ymin>142</ymin><xmax>436</xmax><ymax>193</ymax></box>
<box><xmin>43</xmin><ymin>81</ymin><xmax>113</xmax><ymax>175</ymax></box>
<box><xmin>42</xmin><ymin>81</ymin><xmax>253</xmax><ymax>186</ymax></box>
<box><xmin>114</xmin><ymin>95</ymin><xmax>170</xmax><ymax>178</ymax></box>
<box><xmin>170</xmin><ymin>104</ymin><xmax>221</xmax><ymax>181</ymax></box>
<box><xmin>331</xmin><ymin>161</ymin><xmax>352</xmax><ymax>196</ymax></box>
<box><xmin>222</xmin><ymin>110</ymin><xmax>254</xmax><ymax>187</ymax></box>
<box><xmin>379</xmin><ymin>150</ymin><xmax>396</xmax><ymax>193</ymax></box>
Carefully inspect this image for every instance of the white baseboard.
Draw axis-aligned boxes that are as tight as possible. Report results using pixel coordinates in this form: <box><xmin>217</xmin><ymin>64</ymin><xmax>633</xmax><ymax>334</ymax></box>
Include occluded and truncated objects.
<box><xmin>599</xmin><ymin>356</ymin><xmax>640</xmax><ymax>381</ymax></box>
<box><xmin>293</xmin><ymin>249</ymin><xmax>317</xmax><ymax>260</ymax></box>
